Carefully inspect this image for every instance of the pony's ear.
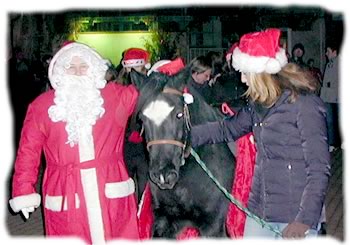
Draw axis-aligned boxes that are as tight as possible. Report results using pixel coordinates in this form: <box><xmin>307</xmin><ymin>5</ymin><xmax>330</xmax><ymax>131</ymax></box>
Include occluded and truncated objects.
<box><xmin>148</xmin><ymin>71</ymin><xmax>169</xmax><ymax>83</ymax></box>
<box><xmin>132</xmin><ymin>71</ymin><xmax>168</xmax><ymax>122</ymax></box>
<box><xmin>168</xmin><ymin>67</ymin><xmax>191</xmax><ymax>89</ymax></box>
<box><xmin>130</xmin><ymin>69</ymin><xmax>147</xmax><ymax>90</ymax></box>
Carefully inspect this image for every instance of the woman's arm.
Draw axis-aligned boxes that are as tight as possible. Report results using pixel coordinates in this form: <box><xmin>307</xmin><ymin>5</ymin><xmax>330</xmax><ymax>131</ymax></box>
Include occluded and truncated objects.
<box><xmin>191</xmin><ymin>106</ymin><xmax>253</xmax><ymax>147</ymax></box>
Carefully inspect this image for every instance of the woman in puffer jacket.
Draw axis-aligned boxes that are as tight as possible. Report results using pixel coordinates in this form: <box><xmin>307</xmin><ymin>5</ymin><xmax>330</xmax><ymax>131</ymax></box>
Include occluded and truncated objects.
<box><xmin>191</xmin><ymin>28</ymin><xmax>330</xmax><ymax>239</ymax></box>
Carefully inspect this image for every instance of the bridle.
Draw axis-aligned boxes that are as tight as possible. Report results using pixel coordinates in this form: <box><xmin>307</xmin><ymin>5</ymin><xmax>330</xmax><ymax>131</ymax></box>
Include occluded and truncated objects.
<box><xmin>145</xmin><ymin>87</ymin><xmax>192</xmax><ymax>164</ymax></box>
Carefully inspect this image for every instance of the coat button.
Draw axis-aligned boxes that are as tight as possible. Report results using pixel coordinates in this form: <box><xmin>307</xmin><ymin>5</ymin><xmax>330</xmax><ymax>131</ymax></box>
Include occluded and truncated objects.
<box><xmin>287</xmin><ymin>164</ymin><xmax>292</xmax><ymax>170</ymax></box>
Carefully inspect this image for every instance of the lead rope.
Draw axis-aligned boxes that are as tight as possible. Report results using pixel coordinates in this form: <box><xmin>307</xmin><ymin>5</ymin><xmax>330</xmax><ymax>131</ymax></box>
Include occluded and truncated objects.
<box><xmin>183</xmin><ymin>104</ymin><xmax>192</xmax><ymax>130</ymax></box>
<box><xmin>189</xmin><ymin>147</ymin><xmax>283</xmax><ymax>237</ymax></box>
<box><xmin>180</xmin><ymin>104</ymin><xmax>192</xmax><ymax>165</ymax></box>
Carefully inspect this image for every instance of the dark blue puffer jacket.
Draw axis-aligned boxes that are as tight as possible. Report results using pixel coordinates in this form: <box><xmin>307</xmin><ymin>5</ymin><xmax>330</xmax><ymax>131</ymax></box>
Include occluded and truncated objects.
<box><xmin>191</xmin><ymin>90</ymin><xmax>331</xmax><ymax>229</ymax></box>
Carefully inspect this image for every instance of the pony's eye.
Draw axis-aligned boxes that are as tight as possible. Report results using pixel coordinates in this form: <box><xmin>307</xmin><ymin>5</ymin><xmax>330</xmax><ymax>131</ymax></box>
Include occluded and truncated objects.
<box><xmin>176</xmin><ymin>112</ymin><xmax>184</xmax><ymax>119</ymax></box>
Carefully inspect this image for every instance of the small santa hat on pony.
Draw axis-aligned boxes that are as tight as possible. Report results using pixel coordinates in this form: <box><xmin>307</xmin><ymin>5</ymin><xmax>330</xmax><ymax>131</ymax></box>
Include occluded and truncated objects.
<box><xmin>231</xmin><ymin>28</ymin><xmax>288</xmax><ymax>74</ymax></box>
<box><xmin>147</xmin><ymin>57</ymin><xmax>185</xmax><ymax>76</ymax></box>
<box><xmin>122</xmin><ymin>48</ymin><xmax>151</xmax><ymax>69</ymax></box>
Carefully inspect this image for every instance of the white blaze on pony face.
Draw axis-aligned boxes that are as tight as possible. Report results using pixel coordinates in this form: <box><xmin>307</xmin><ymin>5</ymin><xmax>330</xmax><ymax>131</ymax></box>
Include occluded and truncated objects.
<box><xmin>142</xmin><ymin>99</ymin><xmax>175</xmax><ymax>126</ymax></box>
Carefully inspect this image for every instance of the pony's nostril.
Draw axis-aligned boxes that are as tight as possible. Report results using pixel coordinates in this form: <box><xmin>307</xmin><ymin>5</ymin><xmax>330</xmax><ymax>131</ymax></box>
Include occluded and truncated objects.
<box><xmin>166</xmin><ymin>170</ymin><xmax>178</xmax><ymax>184</ymax></box>
<box><xmin>149</xmin><ymin>171</ymin><xmax>159</xmax><ymax>184</ymax></box>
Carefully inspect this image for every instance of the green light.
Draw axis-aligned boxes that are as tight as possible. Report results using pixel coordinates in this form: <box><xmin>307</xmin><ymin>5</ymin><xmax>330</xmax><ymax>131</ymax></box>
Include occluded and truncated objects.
<box><xmin>76</xmin><ymin>32</ymin><xmax>154</xmax><ymax>66</ymax></box>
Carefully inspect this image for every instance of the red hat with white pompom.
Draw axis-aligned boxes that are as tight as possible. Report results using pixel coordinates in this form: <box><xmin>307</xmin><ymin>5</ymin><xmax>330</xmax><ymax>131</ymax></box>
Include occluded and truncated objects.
<box><xmin>122</xmin><ymin>48</ymin><xmax>151</xmax><ymax>69</ymax></box>
<box><xmin>147</xmin><ymin>57</ymin><xmax>185</xmax><ymax>76</ymax></box>
<box><xmin>231</xmin><ymin>28</ymin><xmax>288</xmax><ymax>74</ymax></box>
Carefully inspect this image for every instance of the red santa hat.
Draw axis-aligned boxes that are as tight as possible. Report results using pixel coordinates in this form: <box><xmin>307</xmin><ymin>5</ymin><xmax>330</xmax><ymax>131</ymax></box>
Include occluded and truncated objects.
<box><xmin>122</xmin><ymin>48</ymin><xmax>151</xmax><ymax>69</ymax></box>
<box><xmin>231</xmin><ymin>28</ymin><xmax>288</xmax><ymax>74</ymax></box>
<box><xmin>147</xmin><ymin>57</ymin><xmax>185</xmax><ymax>76</ymax></box>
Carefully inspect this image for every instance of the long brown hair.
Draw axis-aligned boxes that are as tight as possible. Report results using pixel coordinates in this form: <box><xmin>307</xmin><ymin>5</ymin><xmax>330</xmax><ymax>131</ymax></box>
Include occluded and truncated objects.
<box><xmin>244</xmin><ymin>63</ymin><xmax>319</xmax><ymax>107</ymax></box>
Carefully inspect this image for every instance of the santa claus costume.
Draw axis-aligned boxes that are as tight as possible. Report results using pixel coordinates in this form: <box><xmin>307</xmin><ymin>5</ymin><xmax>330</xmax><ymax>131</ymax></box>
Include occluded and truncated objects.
<box><xmin>9</xmin><ymin>42</ymin><xmax>140</xmax><ymax>244</ymax></box>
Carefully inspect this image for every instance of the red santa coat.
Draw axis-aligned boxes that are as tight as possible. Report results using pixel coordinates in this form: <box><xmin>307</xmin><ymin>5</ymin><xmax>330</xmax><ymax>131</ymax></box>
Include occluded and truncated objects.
<box><xmin>10</xmin><ymin>82</ymin><xmax>140</xmax><ymax>243</ymax></box>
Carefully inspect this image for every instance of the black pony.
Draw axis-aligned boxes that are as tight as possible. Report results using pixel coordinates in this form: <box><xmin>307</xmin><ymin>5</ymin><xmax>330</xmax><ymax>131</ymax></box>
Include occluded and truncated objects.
<box><xmin>131</xmin><ymin>68</ymin><xmax>236</xmax><ymax>238</ymax></box>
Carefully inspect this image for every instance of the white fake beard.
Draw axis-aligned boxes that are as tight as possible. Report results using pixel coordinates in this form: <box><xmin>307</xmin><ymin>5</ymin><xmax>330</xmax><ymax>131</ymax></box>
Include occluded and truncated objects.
<box><xmin>48</xmin><ymin>75</ymin><xmax>105</xmax><ymax>147</ymax></box>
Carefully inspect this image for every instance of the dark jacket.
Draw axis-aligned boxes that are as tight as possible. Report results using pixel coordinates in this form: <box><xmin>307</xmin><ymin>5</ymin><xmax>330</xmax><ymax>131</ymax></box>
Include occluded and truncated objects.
<box><xmin>191</xmin><ymin>90</ymin><xmax>331</xmax><ymax>229</ymax></box>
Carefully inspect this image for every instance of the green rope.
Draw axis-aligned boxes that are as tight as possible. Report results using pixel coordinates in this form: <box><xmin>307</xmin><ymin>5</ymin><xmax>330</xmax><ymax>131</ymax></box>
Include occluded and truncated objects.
<box><xmin>190</xmin><ymin>147</ymin><xmax>282</xmax><ymax>237</ymax></box>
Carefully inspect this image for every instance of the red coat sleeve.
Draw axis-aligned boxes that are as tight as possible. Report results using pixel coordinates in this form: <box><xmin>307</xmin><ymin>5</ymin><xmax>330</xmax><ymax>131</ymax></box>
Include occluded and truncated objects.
<box><xmin>121</xmin><ymin>84</ymin><xmax>139</xmax><ymax>116</ymax></box>
<box><xmin>12</xmin><ymin>102</ymin><xmax>46</xmax><ymax>197</ymax></box>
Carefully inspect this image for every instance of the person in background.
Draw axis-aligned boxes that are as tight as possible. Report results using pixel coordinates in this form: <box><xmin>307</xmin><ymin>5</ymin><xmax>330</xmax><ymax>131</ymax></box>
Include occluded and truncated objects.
<box><xmin>190</xmin><ymin>28</ymin><xmax>330</xmax><ymax>239</ymax></box>
<box><xmin>212</xmin><ymin>43</ymin><xmax>248</xmax><ymax>112</ymax></box>
<box><xmin>8</xmin><ymin>42</ymin><xmax>140</xmax><ymax>243</ymax></box>
<box><xmin>105</xmin><ymin>61</ymin><xmax>118</xmax><ymax>82</ymax></box>
<box><xmin>290</xmin><ymin>43</ymin><xmax>307</xmax><ymax>68</ymax></box>
<box><xmin>205</xmin><ymin>51</ymin><xmax>224</xmax><ymax>86</ymax></box>
<box><xmin>320</xmin><ymin>42</ymin><xmax>342</xmax><ymax>152</ymax></box>
<box><xmin>117</xmin><ymin>48</ymin><xmax>151</xmax><ymax>85</ymax></box>
<box><xmin>116</xmin><ymin>47</ymin><xmax>151</xmax><ymax>202</ymax></box>
<box><xmin>307</xmin><ymin>58</ymin><xmax>323</xmax><ymax>94</ymax></box>
<box><xmin>188</xmin><ymin>55</ymin><xmax>215</xmax><ymax>105</ymax></box>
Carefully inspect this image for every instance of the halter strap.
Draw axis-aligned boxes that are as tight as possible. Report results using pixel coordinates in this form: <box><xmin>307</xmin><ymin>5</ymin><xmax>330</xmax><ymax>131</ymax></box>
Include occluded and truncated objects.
<box><xmin>162</xmin><ymin>87</ymin><xmax>183</xmax><ymax>96</ymax></box>
<box><xmin>145</xmin><ymin>86</ymin><xmax>189</xmax><ymax>160</ymax></box>
<box><xmin>147</xmin><ymin>139</ymin><xmax>185</xmax><ymax>151</ymax></box>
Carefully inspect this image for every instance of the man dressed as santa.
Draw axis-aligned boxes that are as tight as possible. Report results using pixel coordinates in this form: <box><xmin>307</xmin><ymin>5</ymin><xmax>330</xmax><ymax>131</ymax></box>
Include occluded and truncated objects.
<box><xmin>9</xmin><ymin>42</ymin><xmax>140</xmax><ymax>244</ymax></box>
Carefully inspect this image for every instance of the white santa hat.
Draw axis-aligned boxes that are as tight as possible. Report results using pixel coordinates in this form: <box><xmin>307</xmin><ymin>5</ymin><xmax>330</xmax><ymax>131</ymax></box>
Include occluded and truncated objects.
<box><xmin>231</xmin><ymin>28</ymin><xmax>288</xmax><ymax>74</ymax></box>
<box><xmin>122</xmin><ymin>48</ymin><xmax>151</xmax><ymax>69</ymax></box>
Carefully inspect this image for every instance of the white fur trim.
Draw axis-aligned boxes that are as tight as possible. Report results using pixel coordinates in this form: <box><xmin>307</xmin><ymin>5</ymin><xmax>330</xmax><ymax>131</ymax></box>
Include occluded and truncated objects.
<box><xmin>183</xmin><ymin>93</ymin><xmax>194</xmax><ymax>104</ymax></box>
<box><xmin>78</xmin><ymin>126</ymin><xmax>95</xmax><ymax>162</ymax></box>
<box><xmin>147</xmin><ymin>60</ymin><xmax>171</xmax><ymax>76</ymax></box>
<box><xmin>249</xmin><ymin>135</ymin><xmax>256</xmax><ymax>144</ymax></box>
<box><xmin>9</xmin><ymin>193</ymin><xmax>41</xmax><ymax>213</ymax></box>
<box><xmin>105</xmin><ymin>178</ymin><xmax>135</xmax><ymax>198</ymax></box>
<box><xmin>232</xmin><ymin>47</ymin><xmax>288</xmax><ymax>74</ymax></box>
<box><xmin>122</xmin><ymin>59</ymin><xmax>146</xmax><ymax>68</ymax></box>
<box><xmin>81</xmin><ymin>168</ymin><xmax>105</xmax><ymax>244</ymax></box>
<box><xmin>145</xmin><ymin>63</ymin><xmax>151</xmax><ymax>70</ymax></box>
<box><xmin>44</xmin><ymin>193</ymin><xmax>80</xmax><ymax>211</ymax></box>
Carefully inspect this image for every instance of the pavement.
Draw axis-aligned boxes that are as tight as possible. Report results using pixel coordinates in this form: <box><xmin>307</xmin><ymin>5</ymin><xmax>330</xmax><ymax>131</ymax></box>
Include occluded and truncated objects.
<box><xmin>5</xmin><ymin>148</ymin><xmax>344</xmax><ymax>241</ymax></box>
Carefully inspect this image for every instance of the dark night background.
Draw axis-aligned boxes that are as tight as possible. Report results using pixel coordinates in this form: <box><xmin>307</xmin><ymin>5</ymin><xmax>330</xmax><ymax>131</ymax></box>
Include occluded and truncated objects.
<box><xmin>2</xmin><ymin>1</ymin><xmax>347</xmax><ymax>242</ymax></box>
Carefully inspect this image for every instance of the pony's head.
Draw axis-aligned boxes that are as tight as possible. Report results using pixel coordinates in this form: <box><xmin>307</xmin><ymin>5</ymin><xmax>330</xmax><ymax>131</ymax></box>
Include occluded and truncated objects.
<box><xmin>131</xmin><ymin>69</ymin><xmax>193</xmax><ymax>189</ymax></box>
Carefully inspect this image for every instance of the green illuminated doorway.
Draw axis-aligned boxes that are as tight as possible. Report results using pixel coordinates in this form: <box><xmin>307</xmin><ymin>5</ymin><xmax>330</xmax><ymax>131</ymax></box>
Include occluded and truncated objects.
<box><xmin>76</xmin><ymin>32</ymin><xmax>154</xmax><ymax>66</ymax></box>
